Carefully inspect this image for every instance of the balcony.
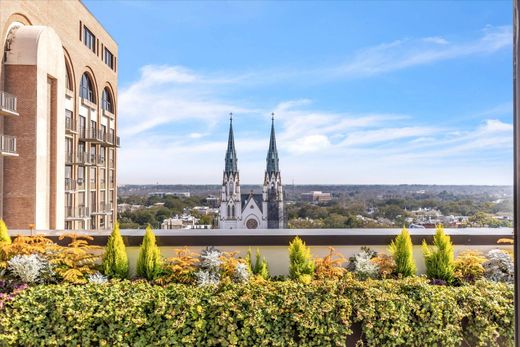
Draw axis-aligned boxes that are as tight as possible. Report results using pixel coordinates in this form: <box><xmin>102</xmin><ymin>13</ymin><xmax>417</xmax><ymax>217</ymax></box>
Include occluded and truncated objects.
<box><xmin>0</xmin><ymin>135</ymin><xmax>17</xmax><ymax>156</ymax></box>
<box><xmin>65</xmin><ymin>151</ymin><xmax>73</xmax><ymax>164</ymax></box>
<box><xmin>80</xmin><ymin>127</ymin><xmax>105</xmax><ymax>143</ymax></box>
<box><xmin>105</xmin><ymin>133</ymin><xmax>120</xmax><ymax>147</ymax></box>
<box><xmin>75</xmin><ymin>151</ymin><xmax>92</xmax><ymax>166</ymax></box>
<box><xmin>65</xmin><ymin>116</ymin><xmax>77</xmax><ymax>134</ymax></box>
<box><xmin>0</xmin><ymin>91</ymin><xmax>18</xmax><ymax>117</ymax></box>
<box><xmin>92</xmin><ymin>202</ymin><xmax>113</xmax><ymax>215</ymax></box>
<box><xmin>64</xmin><ymin>178</ymin><xmax>77</xmax><ymax>192</ymax></box>
<box><xmin>64</xmin><ymin>206</ymin><xmax>90</xmax><ymax>220</ymax></box>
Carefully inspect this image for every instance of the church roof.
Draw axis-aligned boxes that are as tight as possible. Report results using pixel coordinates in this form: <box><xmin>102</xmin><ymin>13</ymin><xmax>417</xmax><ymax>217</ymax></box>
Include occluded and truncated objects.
<box><xmin>266</xmin><ymin>115</ymin><xmax>279</xmax><ymax>174</ymax></box>
<box><xmin>225</xmin><ymin>115</ymin><xmax>238</xmax><ymax>174</ymax></box>
<box><xmin>241</xmin><ymin>192</ymin><xmax>263</xmax><ymax>213</ymax></box>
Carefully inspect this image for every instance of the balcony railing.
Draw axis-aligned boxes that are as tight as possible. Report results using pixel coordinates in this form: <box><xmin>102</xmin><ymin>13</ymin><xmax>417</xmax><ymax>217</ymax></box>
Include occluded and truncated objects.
<box><xmin>92</xmin><ymin>202</ymin><xmax>113</xmax><ymax>215</ymax></box>
<box><xmin>105</xmin><ymin>133</ymin><xmax>121</xmax><ymax>147</ymax></box>
<box><xmin>65</xmin><ymin>151</ymin><xmax>73</xmax><ymax>164</ymax></box>
<box><xmin>75</xmin><ymin>151</ymin><xmax>92</xmax><ymax>166</ymax></box>
<box><xmin>65</xmin><ymin>178</ymin><xmax>77</xmax><ymax>192</ymax></box>
<box><xmin>65</xmin><ymin>117</ymin><xmax>77</xmax><ymax>134</ymax></box>
<box><xmin>0</xmin><ymin>91</ymin><xmax>18</xmax><ymax>117</ymax></box>
<box><xmin>65</xmin><ymin>206</ymin><xmax>90</xmax><ymax>220</ymax></box>
<box><xmin>0</xmin><ymin>135</ymin><xmax>17</xmax><ymax>156</ymax></box>
<box><xmin>80</xmin><ymin>127</ymin><xmax>105</xmax><ymax>143</ymax></box>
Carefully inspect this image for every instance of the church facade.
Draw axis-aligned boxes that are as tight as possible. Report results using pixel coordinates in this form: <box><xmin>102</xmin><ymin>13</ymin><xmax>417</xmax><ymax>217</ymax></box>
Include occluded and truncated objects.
<box><xmin>219</xmin><ymin>116</ymin><xmax>285</xmax><ymax>229</ymax></box>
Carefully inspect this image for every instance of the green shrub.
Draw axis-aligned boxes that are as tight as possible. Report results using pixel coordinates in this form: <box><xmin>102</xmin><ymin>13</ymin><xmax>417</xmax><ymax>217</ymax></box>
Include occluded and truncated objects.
<box><xmin>136</xmin><ymin>225</ymin><xmax>162</xmax><ymax>280</ymax></box>
<box><xmin>246</xmin><ymin>248</ymin><xmax>269</xmax><ymax>280</ymax></box>
<box><xmin>0</xmin><ymin>279</ymin><xmax>513</xmax><ymax>346</ymax></box>
<box><xmin>453</xmin><ymin>250</ymin><xmax>486</xmax><ymax>283</ymax></box>
<box><xmin>422</xmin><ymin>225</ymin><xmax>454</xmax><ymax>283</ymax></box>
<box><xmin>0</xmin><ymin>281</ymin><xmax>352</xmax><ymax>346</ymax></box>
<box><xmin>0</xmin><ymin>220</ymin><xmax>10</xmax><ymax>245</ymax></box>
<box><xmin>389</xmin><ymin>227</ymin><xmax>416</xmax><ymax>277</ymax></box>
<box><xmin>288</xmin><ymin>236</ymin><xmax>314</xmax><ymax>283</ymax></box>
<box><xmin>344</xmin><ymin>277</ymin><xmax>513</xmax><ymax>347</ymax></box>
<box><xmin>101</xmin><ymin>223</ymin><xmax>129</xmax><ymax>279</ymax></box>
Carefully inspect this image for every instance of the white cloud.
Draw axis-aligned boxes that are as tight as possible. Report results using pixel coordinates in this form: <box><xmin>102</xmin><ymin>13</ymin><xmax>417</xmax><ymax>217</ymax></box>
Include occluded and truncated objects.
<box><xmin>337</xmin><ymin>25</ymin><xmax>511</xmax><ymax>77</ymax></box>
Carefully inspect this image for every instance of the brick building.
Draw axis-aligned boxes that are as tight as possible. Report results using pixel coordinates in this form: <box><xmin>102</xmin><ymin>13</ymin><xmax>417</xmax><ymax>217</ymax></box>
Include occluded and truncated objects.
<box><xmin>0</xmin><ymin>0</ymin><xmax>119</xmax><ymax>230</ymax></box>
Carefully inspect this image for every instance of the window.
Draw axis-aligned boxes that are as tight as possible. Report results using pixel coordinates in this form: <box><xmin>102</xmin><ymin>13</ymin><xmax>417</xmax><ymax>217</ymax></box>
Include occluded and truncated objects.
<box><xmin>65</xmin><ymin>60</ymin><xmax>73</xmax><ymax>91</ymax></box>
<box><xmin>104</xmin><ymin>48</ymin><xmax>114</xmax><ymax>69</ymax></box>
<box><xmin>83</xmin><ymin>26</ymin><xmax>95</xmax><ymax>52</ymax></box>
<box><xmin>101</xmin><ymin>88</ymin><xmax>113</xmax><ymax>113</ymax></box>
<box><xmin>80</xmin><ymin>73</ymin><xmax>95</xmax><ymax>103</ymax></box>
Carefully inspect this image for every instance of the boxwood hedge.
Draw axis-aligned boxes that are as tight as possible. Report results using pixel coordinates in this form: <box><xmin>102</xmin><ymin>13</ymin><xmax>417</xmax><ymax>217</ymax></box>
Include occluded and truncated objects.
<box><xmin>0</xmin><ymin>278</ymin><xmax>513</xmax><ymax>347</ymax></box>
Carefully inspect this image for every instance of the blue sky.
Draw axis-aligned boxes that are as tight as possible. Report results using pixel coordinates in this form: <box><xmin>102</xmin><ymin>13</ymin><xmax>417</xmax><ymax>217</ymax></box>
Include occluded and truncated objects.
<box><xmin>85</xmin><ymin>0</ymin><xmax>512</xmax><ymax>185</ymax></box>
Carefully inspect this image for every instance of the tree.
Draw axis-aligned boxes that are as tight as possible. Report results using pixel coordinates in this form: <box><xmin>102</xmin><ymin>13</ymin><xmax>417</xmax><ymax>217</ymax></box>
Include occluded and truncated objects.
<box><xmin>288</xmin><ymin>236</ymin><xmax>314</xmax><ymax>283</ymax></box>
<box><xmin>422</xmin><ymin>225</ymin><xmax>454</xmax><ymax>283</ymax></box>
<box><xmin>0</xmin><ymin>219</ymin><xmax>11</xmax><ymax>245</ymax></box>
<box><xmin>389</xmin><ymin>227</ymin><xmax>416</xmax><ymax>277</ymax></box>
<box><xmin>136</xmin><ymin>225</ymin><xmax>162</xmax><ymax>280</ymax></box>
<box><xmin>101</xmin><ymin>222</ymin><xmax>128</xmax><ymax>279</ymax></box>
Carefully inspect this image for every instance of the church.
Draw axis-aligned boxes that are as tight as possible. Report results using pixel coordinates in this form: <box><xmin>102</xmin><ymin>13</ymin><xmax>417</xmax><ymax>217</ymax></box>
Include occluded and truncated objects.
<box><xmin>219</xmin><ymin>115</ymin><xmax>285</xmax><ymax>229</ymax></box>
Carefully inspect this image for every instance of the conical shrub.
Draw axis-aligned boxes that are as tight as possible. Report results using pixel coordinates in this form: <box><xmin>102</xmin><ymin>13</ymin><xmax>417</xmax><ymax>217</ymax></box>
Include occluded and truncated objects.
<box><xmin>288</xmin><ymin>236</ymin><xmax>314</xmax><ymax>283</ymax></box>
<box><xmin>136</xmin><ymin>225</ymin><xmax>162</xmax><ymax>280</ymax></box>
<box><xmin>389</xmin><ymin>227</ymin><xmax>416</xmax><ymax>277</ymax></box>
<box><xmin>101</xmin><ymin>222</ymin><xmax>128</xmax><ymax>279</ymax></box>
<box><xmin>422</xmin><ymin>225</ymin><xmax>454</xmax><ymax>283</ymax></box>
<box><xmin>0</xmin><ymin>219</ymin><xmax>11</xmax><ymax>245</ymax></box>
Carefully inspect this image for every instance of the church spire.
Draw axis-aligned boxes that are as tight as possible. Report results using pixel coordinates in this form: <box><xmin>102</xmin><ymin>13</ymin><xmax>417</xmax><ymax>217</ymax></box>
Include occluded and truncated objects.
<box><xmin>225</xmin><ymin>113</ymin><xmax>238</xmax><ymax>174</ymax></box>
<box><xmin>266</xmin><ymin>113</ymin><xmax>279</xmax><ymax>174</ymax></box>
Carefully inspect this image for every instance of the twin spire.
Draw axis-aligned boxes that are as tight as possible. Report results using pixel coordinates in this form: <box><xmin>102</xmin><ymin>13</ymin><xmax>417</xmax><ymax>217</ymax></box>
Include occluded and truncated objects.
<box><xmin>224</xmin><ymin>112</ymin><xmax>279</xmax><ymax>175</ymax></box>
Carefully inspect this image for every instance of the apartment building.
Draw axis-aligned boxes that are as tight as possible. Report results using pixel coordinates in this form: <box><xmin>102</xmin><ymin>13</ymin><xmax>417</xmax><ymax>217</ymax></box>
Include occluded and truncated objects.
<box><xmin>0</xmin><ymin>0</ymin><xmax>119</xmax><ymax>230</ymax></box>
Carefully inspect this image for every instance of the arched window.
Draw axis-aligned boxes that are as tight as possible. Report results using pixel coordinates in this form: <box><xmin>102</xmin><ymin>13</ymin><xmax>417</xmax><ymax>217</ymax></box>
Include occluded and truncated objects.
<box><xmin>80</xmin><ymin>72</ymin><xmax>95</xmax><ymax>103</ymax></box>
<box><xmin>65</xmin><ymin>60</ymin><xmax>73</xmax><ymax>91</ymax></box>
<box><xmin>227</xmin><ymin>205</ymin><xmax>231</xmax><ymax>218</ymax></box>
<box><xmin>231</xmin><ymin>205</ymin><xmax>235</xmax><ymax>218</ymax></box>
<box><xmin>102</xmin><ymin>87</ymin><xmax>113</xmax><ymax>113</ymax></box>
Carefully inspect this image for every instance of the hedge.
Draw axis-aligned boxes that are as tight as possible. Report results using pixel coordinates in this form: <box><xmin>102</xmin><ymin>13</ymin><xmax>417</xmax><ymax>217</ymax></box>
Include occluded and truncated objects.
<box><xmin>0</xmin><ymin>279</ymin><xmax>513</xmax><ymax>347</ymax></box>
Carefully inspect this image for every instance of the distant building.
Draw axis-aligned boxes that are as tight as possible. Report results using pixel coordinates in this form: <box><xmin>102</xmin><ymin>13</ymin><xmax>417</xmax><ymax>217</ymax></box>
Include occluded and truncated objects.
<box><xmin>117</xmin><ymin>204</ymin><xmax>143</xmax><ymax>213</ymax></box>
<box><xmin>148</xmin><ymin>192</ymin><xmax>190</xmax><ymax>198</ymax></box>
<box><xmin>206</xmin><ymin>195</ymin><xmax>219</xmax><ymax>208</ymax></box>
<box><xmin>301</xmin><ymin>191</ymin><xmax>332</xmax><ymax>203</ymax></box>
<box><xmin>161</xmin><ymin>214</ymin><xmax>212</xmax><ymax>230</ymax></box>
<box><xmin>219</xmin><ymin>115</ymin><xmax>285</xmax><ymax>229</ymax></box>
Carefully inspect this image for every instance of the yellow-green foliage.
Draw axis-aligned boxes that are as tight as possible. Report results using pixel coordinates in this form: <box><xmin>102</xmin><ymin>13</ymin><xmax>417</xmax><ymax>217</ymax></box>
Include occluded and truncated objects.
<box><xmin>246</xmin><ymin>248</ymin><xmax>269</xmax><ymax>280</ymax></box>
<box><xmin>158</xmin><ymin>247</ymin><xmax>199</xmax><ymax>285</ymax></box>
<box><xmin>136</xmin><ymin>226</ymin><xmax>162</xmax><ymax>280</ymax></box>
<box><xmin>389</xmin><ymin>227</ymin><xmax>416</xmax><ymax>277</ymax></box>
<box><xmin>422</xmin><ymin>225</ymin><xmax>455</xmax><ymax>283</ymax></box>
<box><xmin>0</xmin><ymin>235</ymin><xmax>54</xmax><ymax>269</ymax></box>
<box><xmin>314</xmin><ymin>247</ymin><xmax>346</xmax><ymax>280</ymax></box>
<box><xmin>288</xmin><ymin>236</ymin><xmax>314</xmax><ymax>283</ymax></box>
<box><xmin>0</xmin><ymin>279</ymin><xmax>512</xmax><ymax>346</ymax></box>
<box><xmin>0</xmin><ymin>220</ymin><xmax>11</xmax><ymax>245</ymax></box>
<box><xmin>370</xmin><ymin>253</ymin><xmax>396</xmax><ymax>279</ymax></box>
<box><xmin>454</xmin><ymin>250</ymin><xmax>486</xmax><ymax>283</ymax></box>
<box><xmin>220</xmin><ymin>250</ymin><xmax>247</xmax><ymax>279</ymax></box>
<box><xmin>51</xmin><ymin>234</ymin><xmax>101</xmax><ymax>284</ymax></box>
<box><xmin>102</xmin><ymin>223</ymin><xmax>129</xmax><ymax>279</ymax></box>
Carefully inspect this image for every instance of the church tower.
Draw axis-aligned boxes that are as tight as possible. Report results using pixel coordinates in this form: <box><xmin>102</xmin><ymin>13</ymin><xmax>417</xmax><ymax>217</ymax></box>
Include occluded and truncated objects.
<box><xmin>219</xmin><ymin>114</ymin><xmax>242</xmax><ymax>229</ymax></box>
<box><xmin>263</xmin><ymin>114</ymin><xmax>285</xmax><ymax>228</ymax></box>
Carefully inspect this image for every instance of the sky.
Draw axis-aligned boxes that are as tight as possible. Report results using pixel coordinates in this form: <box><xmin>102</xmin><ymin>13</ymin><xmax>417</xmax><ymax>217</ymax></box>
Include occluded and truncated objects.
<box><xmin>85</xmin><ymin>0</ymin><xmax>513</xmax><ymax>185</ymax></box>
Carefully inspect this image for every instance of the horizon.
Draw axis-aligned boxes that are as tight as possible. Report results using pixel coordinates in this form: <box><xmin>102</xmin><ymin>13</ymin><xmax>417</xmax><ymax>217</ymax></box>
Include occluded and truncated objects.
<box><xmin>85</xmin><ymin>1</ymin><xmax>512</xmax><ymax>185</ymax></box>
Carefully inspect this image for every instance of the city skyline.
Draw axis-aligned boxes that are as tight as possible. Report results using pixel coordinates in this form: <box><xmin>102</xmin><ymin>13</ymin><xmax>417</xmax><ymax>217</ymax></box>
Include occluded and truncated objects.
<box><xmin>86</xmin><ymin>1</ymin><xmax>512</xmax><ymax>185</ymax></box>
